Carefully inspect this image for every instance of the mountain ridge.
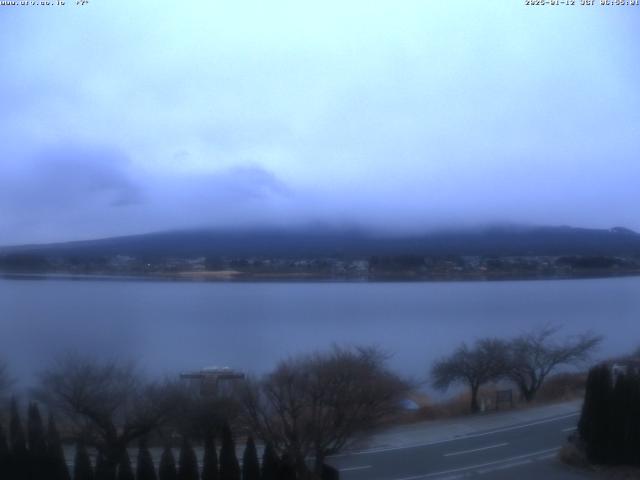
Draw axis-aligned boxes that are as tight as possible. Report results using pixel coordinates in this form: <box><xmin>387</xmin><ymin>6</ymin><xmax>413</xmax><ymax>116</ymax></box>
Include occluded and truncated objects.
<box><xmin>2</xmin><ymin>225</ymin><xmax>640</xmax><ymax>259</ymax></box>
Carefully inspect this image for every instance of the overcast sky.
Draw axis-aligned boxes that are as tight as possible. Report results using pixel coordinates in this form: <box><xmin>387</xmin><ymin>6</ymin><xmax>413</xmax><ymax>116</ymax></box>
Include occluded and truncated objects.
<box><xmin>0</xmin><ymin>1</ymin><xmax>639</xmax><ymax>245</ymax></box>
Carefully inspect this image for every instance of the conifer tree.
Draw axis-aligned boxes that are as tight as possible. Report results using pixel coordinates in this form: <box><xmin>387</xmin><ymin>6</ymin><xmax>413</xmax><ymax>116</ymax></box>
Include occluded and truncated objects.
<box><xmin>630</xmin><ymin>374</ymin><xmax>640</xmax><ymax>466</ymax></box>
<box><xmin>28</xmin><ymin>402</ymin><xmax>48</xmax><ymax>480</ymax></box>
<box><xmin>117</xmin><ymin>449</ymin><xmax>135</xmax><ymax>480</ymax></box>
<box><xmin>242</xmin><ymin>436</ymin><xmax>260</xmax><ymax>480</ymax></box>
<box><xmin>9</xmin><ymin>398</ymin><xmax>28</xmax><ymax>480</ymax></box>
<box><xmin>74</xmin><ymin>442</ymin><xmax>95</xmax><ymax>480</ymax></box>
<box><xmin>259</xmin><ymin>444</ymin><xmax>279</xmax><ymax>480</ymax></box>
<box><xmin>136</xmin><ymin>438</ymin><xmax>158</xmax><ymax>480</ymax></box>
<box><xmin>27</xmin><ymin>403</ymin><xmax>47</xmax><ymax>456</ymax></box>
<box><xmin>609</xmin><ymin>373</ymin><xmax>629</xmax><ymax>464</ymax></box>
<box><xmin>201</xmin><ymin>436</ymin><xmax>219</xmax><ymax>480</ymax></box>
<box><xmin>95</xmin><ymin>451</ymin><xmax>105</xmax><ymax>479</ymax></box>
<box><xmin>178</xmin><ymin>437</ymin><xmax>199</xmax><ymax>480</ymax></box>
<box><xmin>158</xmin><ymin>446</ymin><xmax>178</xmax><ymax>480</ymax></box>
<box><xmin>609</xmin><ymin>372</ymin><xmax>640</xmax><ymax>465</ymax></box>
<box><xmin>0</xmin><ymin>421</ymin><xmax>10</xmax><ymax>480</ymax></box>
<box><xmin>47</xmin><ymin>414</ymin><xmax>71</xmax><ymax>480</ymax></box>
<box><xmin>219</xmin><ymin>424</ymin><xmax>240</xmax><ymax>480</ymax></box>
<box><xmin>96</xmin><ymin>451</ymin><xmax>117</xmax><ymax>480</ymax></box>
<box><xmin>277</xmin><ymin>453</ymin><xmax>296</xmax><ymax>480</ymax></box>
<box><xmin>578</xmin><ymin>366</ymin><xmax>597</xmax><ymax>444</ymax></box>
<box><xmin>10</xmin><ymin>398</ymin><xmax>27</xmax><ymax>456</ymax></box>
<box><xmin>579</xmin><ymin>364</ymin><xmax>613</xmax><ymax>464</ymax></box>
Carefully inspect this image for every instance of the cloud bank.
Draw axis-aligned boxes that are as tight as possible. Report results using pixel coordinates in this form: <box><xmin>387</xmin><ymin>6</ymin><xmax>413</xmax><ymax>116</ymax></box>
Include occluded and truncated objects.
<box><xmin>0</xmin><ymin>1</ymin><xmax>639</xmax><ymax>245</ymax></box>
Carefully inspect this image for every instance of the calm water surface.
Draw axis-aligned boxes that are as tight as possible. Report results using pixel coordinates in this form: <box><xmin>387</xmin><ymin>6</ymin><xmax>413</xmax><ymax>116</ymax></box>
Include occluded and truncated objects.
<box><xmin>1</xmin><ymin>276</ymin><xmax>639</xmax><ymax>385</ymax></box>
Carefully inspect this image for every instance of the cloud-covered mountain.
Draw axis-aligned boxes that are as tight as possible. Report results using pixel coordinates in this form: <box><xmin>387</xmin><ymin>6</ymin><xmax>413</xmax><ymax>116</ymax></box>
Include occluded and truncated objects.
<box><xmin>4</xmin><ymin>225</ymin><xmax>639</xmax><ymax>259</ymax></box>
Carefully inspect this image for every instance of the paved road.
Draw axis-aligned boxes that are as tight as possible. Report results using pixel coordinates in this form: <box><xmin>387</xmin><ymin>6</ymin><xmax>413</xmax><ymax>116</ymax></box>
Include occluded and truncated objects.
<box><xmin>328</xmin><ymin>408</ymin><xmax>594</xmax><ymax>479</ymax></box>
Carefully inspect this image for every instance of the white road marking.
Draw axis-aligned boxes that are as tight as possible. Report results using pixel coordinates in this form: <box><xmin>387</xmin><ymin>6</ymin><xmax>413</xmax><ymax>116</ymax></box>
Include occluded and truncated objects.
<box><xmin>390</xmin><ymin>446</ymin><xmax>561</xmax><ymax>480</ymax></box>
<box><xmin>475</xmin><ymin>458</ymin><xmax>532</xmax><ymax>474</ymax></box>
<box><xmin>340</xmin><ymin>465</ymin><xmax>372</xmax><ymax>472</ymax></box>
<box><xmin>562</xmin><ymin>426</ymin><xmax>577</xmax><ymax>432</ymax></box>
<box><xmin>443</xmin><ymin>442</ymin><xmax>508</xmax><ymax>457</ymax></box>
<box><xmin>536</xmin><ymin>452</ymin><xmax>558</xmax><ymax>460</ymax></box>
<box><xmin>331</xmin><ymin>412</ymin><xmax>578</xmax><ymax>457</ymax></box>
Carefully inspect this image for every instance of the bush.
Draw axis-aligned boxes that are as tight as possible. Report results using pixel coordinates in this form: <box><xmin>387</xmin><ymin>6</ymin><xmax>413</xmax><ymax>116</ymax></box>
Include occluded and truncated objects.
<box><xmin>558</xmin><ymin>443</ymin><xmax>591</xmax><ymax>470</ymax></box>
<box><xmin>535</xmin><ymin>372</ymin><xmax>586</xmax><ymax>403</ymax></box>
<box><xmin>578</xmin><ymin>363</ymin><xmax>640</xmax><ymax>466</ymax></box>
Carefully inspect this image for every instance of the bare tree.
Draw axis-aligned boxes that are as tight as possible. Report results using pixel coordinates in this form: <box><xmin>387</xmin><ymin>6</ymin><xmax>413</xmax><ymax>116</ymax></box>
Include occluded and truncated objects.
<box><xmin>166</xmin><ymin>381</ymin><xmax>241</xmax><ymax>441</ymax></box>
<box><xmin>242</xmin><ymin>346</ymin><xmax>409</xmax><ymax>478</ymax></box>
<box><xmin>431</xmin><ymin>338</ymin><xmax>509</xmax><ymax>414</ymax></box>
<box><xmin>35</xmin><ymin>353</ymin><xmax>181</xmax><ymax>473</ymax></box>
<box><xmin>506</xmin><ymin>326</ymin><xmax>602</xmax><ymax>402</ymax></box>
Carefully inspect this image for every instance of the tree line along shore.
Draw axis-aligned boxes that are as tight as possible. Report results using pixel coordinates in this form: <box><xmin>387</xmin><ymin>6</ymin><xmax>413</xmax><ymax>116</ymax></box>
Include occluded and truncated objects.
<box><xmin>1</xmin><ymin>252</ymin><xmax>639</xmax><ymax>282</ymax></box>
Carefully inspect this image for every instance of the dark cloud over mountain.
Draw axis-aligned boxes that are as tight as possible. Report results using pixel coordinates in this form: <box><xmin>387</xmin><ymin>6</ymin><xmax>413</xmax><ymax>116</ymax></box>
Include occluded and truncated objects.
<box><xmin>0</xmin><ymin>2</ymin><xmax>638</xmax><ymax>245</ymax></box>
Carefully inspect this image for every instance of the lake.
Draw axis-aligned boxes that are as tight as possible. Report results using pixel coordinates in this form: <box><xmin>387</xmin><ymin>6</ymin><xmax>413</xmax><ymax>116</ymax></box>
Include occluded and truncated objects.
<box><xmin>1</xmin><ymin>276</ymin><xmax>639</xmax><ymax>389</ymax></box>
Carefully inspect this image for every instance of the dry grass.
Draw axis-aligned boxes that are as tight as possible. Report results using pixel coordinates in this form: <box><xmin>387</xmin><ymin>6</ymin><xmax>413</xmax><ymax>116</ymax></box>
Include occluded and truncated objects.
<box><xmin>558</xmin><ymin>443</ymin><xmax>593</xmax><ymax>471</ymax></box>
<box><xmin>404</xmin><ymin>384</ymin><xmax>505</xmax><ymax>422</ymax></box>
<box><xmin>534</xmin><ymin>372</ymin><xmax>587</xmax><ymax>404</ymax></box>
<box><xmin>397</xmin><ymin>372</ymin><xmax>587</xmax><ymax>425</ymax></box>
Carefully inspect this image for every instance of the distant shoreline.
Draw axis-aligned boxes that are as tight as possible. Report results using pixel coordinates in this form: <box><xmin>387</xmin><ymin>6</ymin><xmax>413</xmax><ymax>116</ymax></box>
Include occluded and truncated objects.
<box><xmin>2</xmin><ymin>270</ymin><xmax>640</xmax><ymax>283</ymax></box>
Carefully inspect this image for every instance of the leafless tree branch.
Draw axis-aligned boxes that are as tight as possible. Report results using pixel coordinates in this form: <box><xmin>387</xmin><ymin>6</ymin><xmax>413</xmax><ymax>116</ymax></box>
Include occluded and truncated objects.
<box><xmin>241</xmin><ymin>345</ymin><xmax>410</xmax><ymax>478</ymax></box>
<box><xmin>431</xmin><ymin>338</ymin><xmax>509</xmax><ymax>414</ymax></box>
<box><xmin>506</xmin><ymin>325</ymin><xmax>602</xmax><ymax>402</ymax></box>
<box><xmin>34</xmin><ymin>352</ymin><xmax>182</xmax><ymax>470</ymax></box>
